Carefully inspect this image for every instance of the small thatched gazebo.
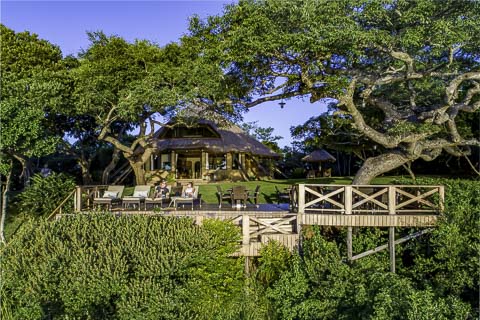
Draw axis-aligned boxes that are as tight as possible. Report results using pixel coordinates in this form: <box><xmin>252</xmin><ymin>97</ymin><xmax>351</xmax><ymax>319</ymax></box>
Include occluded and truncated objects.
<box><xmin>301</xmin><ymin>149</ymin><xmax>336</xmax><ymax>178</ymax></box>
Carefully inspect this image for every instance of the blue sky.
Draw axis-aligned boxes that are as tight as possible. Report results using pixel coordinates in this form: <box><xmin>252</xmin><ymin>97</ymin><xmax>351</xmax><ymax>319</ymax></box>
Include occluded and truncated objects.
<box><xmin>1</xmin><ymin>1</ymin><xmax>325</xmax><ymax>147</ymax></box>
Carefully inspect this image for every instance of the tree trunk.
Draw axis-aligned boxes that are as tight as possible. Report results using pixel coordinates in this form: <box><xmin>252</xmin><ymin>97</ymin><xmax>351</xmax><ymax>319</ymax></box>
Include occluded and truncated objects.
<box><xmin>130</xmin><ymin>160</ymin><xmax>146</xmax><ymax>185</ymax></box>
<box><xmin>12</xmin><ymin>153</ymin><xmax>31</xmax><ymax>187</ymax></box>
<box><xmin>336</xmin><ymin>151</ymin><xmax>341</xmax><ymax>175</ymax></box>
<box><xmin>0</xmin><ymin>162</ymin><xmax>13</xmax><ymax>243</ymax></box>
<box><xmin>353</xmin><ymin>152</ymin><xmax>411</xmax><ymax>184</ymax></box>
<box><xmin>348</xmin><ymin>153</ymin><xmax>352</xmax><ymax>176</ymax></box>
<box><xmin>102</xmin><ymin>147</ymin><xmax>121</xmax><ymax>184</ymax></box>
<box><xmin>77</xmin><ymin>157</ymin><xmax>93</xmax><ymax>185</ymax></box>
<box><xmin>402</xmin><ymin>162</ymin><xmax>416</xmax><ymax>181</ymax></box>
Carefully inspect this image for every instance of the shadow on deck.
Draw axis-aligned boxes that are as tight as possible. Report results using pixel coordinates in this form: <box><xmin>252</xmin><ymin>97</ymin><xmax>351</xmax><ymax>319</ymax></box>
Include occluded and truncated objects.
<box><xmin>91</xmin><ymin>202</ymin><xmax>291</xmax><ymax>215</ymax></box>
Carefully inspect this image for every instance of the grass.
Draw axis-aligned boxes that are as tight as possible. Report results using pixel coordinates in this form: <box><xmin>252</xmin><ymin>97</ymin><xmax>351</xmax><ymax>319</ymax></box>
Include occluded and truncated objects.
<box><xmin>195</xmin><ymin>176</ymin><xmax>410</xmax><ymax>204</ymax></box>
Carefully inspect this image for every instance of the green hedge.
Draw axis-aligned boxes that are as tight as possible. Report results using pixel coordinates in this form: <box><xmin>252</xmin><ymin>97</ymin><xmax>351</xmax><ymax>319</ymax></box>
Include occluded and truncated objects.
<box><xmin>1</xmin><ymin>214</ymin><xmax>244</xmax><ymax>319</ymax></box>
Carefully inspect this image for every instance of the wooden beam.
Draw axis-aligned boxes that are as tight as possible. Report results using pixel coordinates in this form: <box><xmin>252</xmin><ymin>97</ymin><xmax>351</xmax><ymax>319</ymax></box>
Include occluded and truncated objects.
<box><xmin>242</xmin><ymin>214</ymin><xmax>250</xmax><ymax>245</ymax></box>
<box><xmin>75</xmin><ymin>186</ymin><xmax>82</xmax><ymax>212</ymax></box>
<box><xmin>389</xmin><ymin>227</ymin><xmax>395</xmax><ymax>273</ymax></box>
<box><xmin>388</xmin><ymin>186</ymin><xmax>396</xmax><ymax>272</ymax></box>
<box><xmin>298</xmin><ymin>184</ymin><xmax>305</xmax><ymax>213</ymax></box>
<box><xmin>351</xmin><ymin>229</ymin><xmax>433</xmax><ymax>261</ymax></box>
<box><xmin>347</xmin><ymin>227</ymin><xmax>353</xmax><ymax>262</ymax></box>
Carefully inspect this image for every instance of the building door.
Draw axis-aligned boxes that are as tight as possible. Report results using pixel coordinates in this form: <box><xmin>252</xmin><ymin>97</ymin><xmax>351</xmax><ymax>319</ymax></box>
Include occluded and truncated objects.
<box><xmin>177</xmin><ymin>154</ymin><xmax>201</xmax><ymax>179</ymax></box>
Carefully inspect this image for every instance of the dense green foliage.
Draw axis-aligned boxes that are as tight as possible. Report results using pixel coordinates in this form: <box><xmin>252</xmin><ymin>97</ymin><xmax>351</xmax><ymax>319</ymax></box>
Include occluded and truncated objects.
<box><xmin>16</xmin><ymin>173</ymin><xmax>76</xmax><ymax>217</ymax></box>
<box><xmin>2</xmin><ymin>178</ymin><xmax>478</xmax><ymax>319</ymax></box>
<box><xmin>1</xmin><ymin>215</ymin><xmax>244</xmax><ymax>319</ymax></box>
<box><xmin>0</xmin><ymin>24</ymin><xmax>69</xmax><ymax>172</ymax></box>
<box><xmin>255</xmin><ymin>178</ymin><xmax>479</xmax><ymax>319</ymax></box>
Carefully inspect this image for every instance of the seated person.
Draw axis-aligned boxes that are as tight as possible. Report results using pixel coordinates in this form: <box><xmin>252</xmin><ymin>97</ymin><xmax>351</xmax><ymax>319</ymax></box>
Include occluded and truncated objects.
<box><xmin>40</xmin><ymin>164</ymin><xmax>52</xmax><ymax>177</ymax></box>
<box><xmin>182</xmin><ymin>182</ymin><xmax>195</xmax><ymax>198</ymax></box>
<box><xmin>154</xmin><ymin>181</ymin><xmax>170</xmax><ymax>198</ymax></box>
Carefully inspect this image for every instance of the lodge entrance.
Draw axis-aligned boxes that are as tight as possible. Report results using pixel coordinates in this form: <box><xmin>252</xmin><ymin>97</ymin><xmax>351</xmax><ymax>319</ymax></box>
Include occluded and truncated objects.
<box><xmin>176</xmin><ymin>153</ymin><xmax>201</xmax><ymax>179</ymax></box>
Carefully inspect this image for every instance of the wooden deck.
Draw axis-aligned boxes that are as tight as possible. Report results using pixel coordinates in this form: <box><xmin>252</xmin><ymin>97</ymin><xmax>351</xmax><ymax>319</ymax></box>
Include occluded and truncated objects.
<box><xmin>55</xmin><ymin>184</ymin><xmax>444</xmax><ymax>258</ymax></box>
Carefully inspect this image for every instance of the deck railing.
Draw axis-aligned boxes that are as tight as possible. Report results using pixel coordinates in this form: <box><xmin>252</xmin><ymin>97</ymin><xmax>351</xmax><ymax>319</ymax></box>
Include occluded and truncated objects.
<box><xmin>296</xmin><ymin>184</ymin><xmax>444</xmax><ymax>215</ymax></box>
<box><xmin>73</xmin><ymin>185</ymin><xmax>111</xmax><ymax>211</ymax></box>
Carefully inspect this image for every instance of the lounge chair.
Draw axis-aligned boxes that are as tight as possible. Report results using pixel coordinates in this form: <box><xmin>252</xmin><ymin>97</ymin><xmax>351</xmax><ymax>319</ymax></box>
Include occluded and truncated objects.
<box><xmin>216</xmin><ymin>185</ymin><xmax>231</xmax><ymax>208</ymax></box>
<box><xmin>144</xmin><ymin>185</ymin><xmax>171</xmax><ymax>210</ymax></box>
<box><xmin>93</xmin><ymin>185</ymin><xmax>125</xmax><ymax>210</ymax></box>
<box><xmin>170</xmin><ymin>186</ymin><xmax>200</xmax><ymax>210</ymax></box>
<box><xmin>122</xmin><ymin>185</ymin><xmax>151</xmax><ymax>210</ymax></box>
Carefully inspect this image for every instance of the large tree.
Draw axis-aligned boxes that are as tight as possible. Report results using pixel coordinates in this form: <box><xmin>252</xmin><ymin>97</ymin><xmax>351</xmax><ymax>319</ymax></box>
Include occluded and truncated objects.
<box><xmin>72</xmin><ymin>32</ymin><xmax>247</xmax><ymax>184</ymax></box>
<box><xmin>190</xmin><ymin>0</ymin><xmax>480</xmax><ymax>183</ymax></box>
<box><xmin>0</xmin><ymin>25</ymin><xmax>70</xmax><ymax>241</ymax></box>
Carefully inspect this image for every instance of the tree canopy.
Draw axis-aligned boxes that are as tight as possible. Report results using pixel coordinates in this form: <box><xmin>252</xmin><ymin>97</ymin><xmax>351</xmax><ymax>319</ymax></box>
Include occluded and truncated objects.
<box><xmin>0</xmin><ymin>24</ymin><xmax>70</xmax><ymax>178</ymax></box>
<box><xmin>71</xmin><ymin>31</ymin><xmax>252</xmax><ymax>184</ymax></box>
<box><xmin>190</xmin><ymin>0</ymin><xmax>480</xmax><ymax>183</ymax></box>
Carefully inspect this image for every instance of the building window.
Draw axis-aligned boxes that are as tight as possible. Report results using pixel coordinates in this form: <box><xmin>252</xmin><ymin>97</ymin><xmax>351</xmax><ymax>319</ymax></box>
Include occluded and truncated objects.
<box><xmin>160</xmin><ymin>154</ymin><xmax>171</xmax><ymax>170</ymax></box>
<box><xmin>209</xmin><ymin>154</ymin><xmax>226</xmax><ymax>170</ymax></box>
<box><xmin>232</xmin><ymin>153</ymin><xmax>240</xmax><ymax>169</ymax></box>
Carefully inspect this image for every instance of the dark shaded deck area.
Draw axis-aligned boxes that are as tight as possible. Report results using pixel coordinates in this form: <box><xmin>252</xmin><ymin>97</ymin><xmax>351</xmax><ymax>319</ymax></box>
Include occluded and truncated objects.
<box><xmin>104</xmin><ymin>202</ymin><xmax>291</xmax><ymax>215</ymax></box>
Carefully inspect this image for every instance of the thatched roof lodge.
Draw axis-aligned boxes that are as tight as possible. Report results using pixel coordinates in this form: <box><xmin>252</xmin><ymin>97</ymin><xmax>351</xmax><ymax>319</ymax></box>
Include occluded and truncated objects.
<box><xmin>145</xmin><ymin>120</ymin><xmax>280</xmax><ymax>182</ymax></box>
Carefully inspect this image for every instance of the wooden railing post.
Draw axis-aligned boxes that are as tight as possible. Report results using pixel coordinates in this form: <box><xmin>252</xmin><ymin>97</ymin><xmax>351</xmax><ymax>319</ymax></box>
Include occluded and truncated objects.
<box><xmin>388</xmin><ymin>186</ymin><xmax>396</xmax><ymax>273</ymax></box>
<box><xmin>298</xmin><ymin>184</ymin><xmax>305</xmax><ymax>213</ymax></box>
<box><xmin>195</xmin><ymin>215</ymin><xmax>204</xmax><ymax>225</ymax></box>
<box><xmin>75</xmin><ymin>186</ymin><xmax>83</xmax><ymax>212</ymax></box>
<box><xmin>344</xmin><ymin>186</ymin><xmax>352</xmax><ymax>215</ymax></box>
<box><xmin>388</xmin><ymin>186</ymin><xmax>396</xmax><ymax>215</ymax></box>
<box><xmin>345</xmin><ymin>185</ymin><xmax>353</xmax><ymax>262</ymax></box>
<box><xmin>242</xmin><ymin>214</ymin><xmax>250</xmax><ymax>245</ymax></box>
<box><xmin>439</xmin><ymin>186</ymin><xmax>445</xmax><ymax>213</ymax></box>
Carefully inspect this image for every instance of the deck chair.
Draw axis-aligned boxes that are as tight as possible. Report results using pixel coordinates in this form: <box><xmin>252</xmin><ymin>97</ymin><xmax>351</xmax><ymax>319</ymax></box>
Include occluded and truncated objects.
<box><xmin>247</xmin><ymin>185</ymin><xmax>261</xmax><ymax>208</ymax></box>
<box><xmin>122</xmin><ymin>185</ymin><xmax>151</xmax><ymax>210</ymax></box>
<box><xmin>275</xmin><ymin>185</ymin><xmax>290</xmax><ymax>204</ymax></box>
<box><xmin>144</xmin><ymin>185</ymin><xmax>171</xmax><ymax>210</ymax></box>
<box><xmin>216</xmin><ymin>185</ymin><xmax>231</xmax><ymax>208</ymax></box>
<box><xmin>172</xmin><ymin>186</ymin><xmax>200</xmax><ymax>210</ymax></box>
<box><xmin>93</xmin><ymin>185</ymin><xmax>125</xmax><ymax>210</ymax></box>
<box><xmin>231</xmin><ymin>185</ymin><xmax>248</xmax><ymax>208</ymax></box>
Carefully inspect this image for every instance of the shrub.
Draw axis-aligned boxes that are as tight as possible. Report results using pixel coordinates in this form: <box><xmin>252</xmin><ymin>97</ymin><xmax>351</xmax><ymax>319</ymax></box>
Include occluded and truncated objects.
<box><xmin>1</xmin><ymin>215</ymin><xmax>243</xmax><ymax>319</ymax></box>
<box><xmin>16</xmin><ymin>173</ymin><xmax>76</xmax><ymax>217</ymax></box>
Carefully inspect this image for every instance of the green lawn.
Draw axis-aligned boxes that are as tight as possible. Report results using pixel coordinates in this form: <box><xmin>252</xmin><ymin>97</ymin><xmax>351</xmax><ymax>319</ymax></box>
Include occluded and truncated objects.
<box><xmin>196</xmin><ymin>176</ymin><xmax>411</xmax><ymax>204</ymax></box>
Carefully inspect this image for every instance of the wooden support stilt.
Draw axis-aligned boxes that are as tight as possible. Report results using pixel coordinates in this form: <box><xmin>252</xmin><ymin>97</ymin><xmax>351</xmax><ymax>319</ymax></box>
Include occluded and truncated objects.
<box><xmin>388</xmin><ymin>186</ymin><xmax>396</xmax><ymax>273</ymax></box>
<box><xmin>345</xmin><ymin>186</ymin><xmax>353</xmax><ymax>262</ymax></box>
<box><xmin>296</xmin><ymin>216</ymin><xmax>303</xmax><ymax>255</ymax></box>
<box><xmin>389</xmin><ymin>226</ymin><xmax>395</xmax><ymax>273</ymax></box>
<box><xmin>347</xmin><ymin>227</ymin><xmax>353</xmax><ymax>262</ymax></box>
<box><xmin>245</xmin><ymin>256</ymin><xmax>250</xmax><ymax>275</ymax></box>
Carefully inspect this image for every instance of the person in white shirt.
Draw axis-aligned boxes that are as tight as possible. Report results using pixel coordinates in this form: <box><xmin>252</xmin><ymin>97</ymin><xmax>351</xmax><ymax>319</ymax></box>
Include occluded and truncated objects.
<box><xmin>183</xmin><ymin>182</ymin><xmax>194</xmax><ymax>198</ymax></box>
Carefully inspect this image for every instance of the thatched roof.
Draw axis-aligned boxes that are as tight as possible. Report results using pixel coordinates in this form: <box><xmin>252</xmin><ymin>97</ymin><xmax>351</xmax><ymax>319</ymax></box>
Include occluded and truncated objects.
<box><xmin>302</xmin><ymin>149</ymin><xmax>336</xmax><ymax>162</ymax></box>
<box><xmin>153</xmin><ymin>120</ymin><xmax>280</xmax><ymax>158</ymax></box>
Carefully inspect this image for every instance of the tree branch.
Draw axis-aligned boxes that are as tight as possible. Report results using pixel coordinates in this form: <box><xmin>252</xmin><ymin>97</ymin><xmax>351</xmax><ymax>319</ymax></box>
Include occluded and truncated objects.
<box><xmin>245</xmin><ymin>91</ymin><xmax>301</xmax><ymax>108</ymax></box>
